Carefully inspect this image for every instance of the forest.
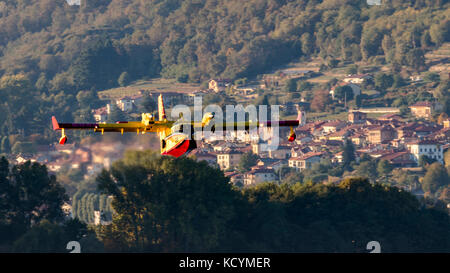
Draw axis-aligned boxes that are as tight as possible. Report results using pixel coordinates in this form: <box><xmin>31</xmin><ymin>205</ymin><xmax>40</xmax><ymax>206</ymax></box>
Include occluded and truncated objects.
<box><xmin>0</xmin><ymin>0</ymin><xmax>449</xmax><ymax>89</ymax></box>
<box><xmin>0</xmin><ymin>152</ymin><xmax>449</xmax><ymax>253</ymax></box>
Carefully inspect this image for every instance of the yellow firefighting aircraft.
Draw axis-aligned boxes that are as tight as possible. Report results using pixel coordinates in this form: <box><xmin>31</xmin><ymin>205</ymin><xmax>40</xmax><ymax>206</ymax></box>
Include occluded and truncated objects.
<box><xmin>52</xmin><ymin>94</ymin><xmax>304</xmax><ymax>157</ymax></box>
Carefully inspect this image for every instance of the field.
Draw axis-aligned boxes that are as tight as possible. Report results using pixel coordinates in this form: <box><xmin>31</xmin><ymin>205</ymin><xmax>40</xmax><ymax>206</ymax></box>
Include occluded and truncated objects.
<box><xmin>98</xmin><ymin>78</ymin><xmax>202</xmax><ymax>100</ymax></box>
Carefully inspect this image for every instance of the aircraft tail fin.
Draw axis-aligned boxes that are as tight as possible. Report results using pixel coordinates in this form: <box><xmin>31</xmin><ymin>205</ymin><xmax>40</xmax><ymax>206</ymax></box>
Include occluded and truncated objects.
<box><xmin>52</xmin><ymin>116</ymin><xmax>61</xmax><ymax>130</ymax></box>
<box><xmin>158</xmin><ymin>94</ymin><xmax>166</xmax><ymax>121</ymax></box>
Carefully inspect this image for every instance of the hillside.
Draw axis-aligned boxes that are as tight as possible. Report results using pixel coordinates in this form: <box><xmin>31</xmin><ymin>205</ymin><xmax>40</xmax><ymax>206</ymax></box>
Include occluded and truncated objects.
<box><xmin>0</xmin><ymin>0</ymin><xmax>448</xmax><ymax>92</ymax></box>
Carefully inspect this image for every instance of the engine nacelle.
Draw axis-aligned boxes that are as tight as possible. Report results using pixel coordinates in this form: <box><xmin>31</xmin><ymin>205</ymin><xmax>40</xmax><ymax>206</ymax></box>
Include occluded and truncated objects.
<box><xmin>288</xmin><ymin>133</ymin><xmax>296</xmax><ymax>142</ymax></box>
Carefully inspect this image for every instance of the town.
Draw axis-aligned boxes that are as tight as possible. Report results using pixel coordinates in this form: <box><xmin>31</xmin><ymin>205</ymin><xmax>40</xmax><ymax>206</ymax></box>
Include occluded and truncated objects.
<box><xmin>5</xmin><ymin>71</ymin><xmax>450</xmax><ymax>209</ymax></box>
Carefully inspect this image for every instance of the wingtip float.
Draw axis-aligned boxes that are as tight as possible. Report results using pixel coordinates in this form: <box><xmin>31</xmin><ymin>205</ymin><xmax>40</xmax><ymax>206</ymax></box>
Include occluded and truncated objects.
<box><xmin>52</xmin><ymin>94</ymin><xmax>305</xmax><ymax>157</ymax></box>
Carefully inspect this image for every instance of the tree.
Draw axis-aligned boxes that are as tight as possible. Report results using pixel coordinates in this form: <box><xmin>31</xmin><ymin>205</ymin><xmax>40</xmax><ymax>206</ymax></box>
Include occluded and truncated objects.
<box><xmin>300</xmin><ymin>33</ymin><xmax>314</xmax><ymax>55</ymax></box>
<box><xmin>284</xmin><ymin>78</ymin><xmax>297</xmax><ymax>93</ymax></box>
<box><xmin>355</xmin><ymin>95</ymin><xmax>362</xmax><ymax>108</ymax></box>
<box><xmin>118</xmin><ymin>72</ymin><xmax>131</xmax><ymax>87</ymax></box>
<box><xmin>310</xmin><ymin>90</ymin><xmax>331</xmax><ymax>112</ymax></box>
<box><xmin>1</xmin><ymin>136</ymin><xmax>10</xmax><ymax>153</ymax></box>
<box><xmin>334</xmin><ymin>85</ymin><xmax>354</xmax><ymax>101</ymax></box>
<box><xmin>96</xmin><ymin>152</ymin><xmax>238</xmax><ymax>252</ymax></box>
<box><xmin>346</xmin><ymin>65</ymin><xmax>358</xmax><ymax>75</ymax></box>
<box><xmin>406</xmin><ymin>48</ymin><xmax>425</xmax><ymax>72</ymax></box>
<box><xmin>429</xmin><ymin>20</ymin><xmax>450</xmax><ymax>46</ymax></box>
<box><xmin>422</xmin><ymin>162</ymin><xmax>449</xmax><ymax>194</ymax></box>
<box><xmin>374</xmin><ymin>73</ymin><xmax>394</xmax><ymax>91</ymax></box>
<box><xmin>355</xmin><ymin>160</ymin><xmax>378</xmax><ymax>181</ymax></box>
<box><xmin>107</xmin><ymin>104</ymin><xmax>127</xmax><ymax>122</ymax></box>
<box><xmin>392</xmin><ymin>75</ymin><xmax>406</xmax><ymax>88</ymax></box>
<box><xmin>76</xmin><ymin>89</ymin><xmax>102</xmax><ymax>109</ymax></box>
<box><xmin>342</xmin><ymin>139</ymin><xmax>355</xmax><ymax>170</ymax></box>
<box><xmin>297</xmin><ymin>81</ymin><xmax>312</xmax><ymax>92</ymax></box>
<box><xmin>176</xmin><ymin>73</ymin><xmax>189</xmax><ymax>83</ymax></box>
<box><xmin>140</xmin><ymin>95</ymin><xmax>157</xmax><ymax>113</ymax></box>
<box><xmin>423</xmin><ymin>72</ymin><xmax>440</xmax><ymax>83</ymax></box>
<box><xmin>0</xmin><ymin>159</ymin><xmax>68</xmax><ymax>243</ymax></box>
<box><xmin>377</xmin><ymin>159</ymin><xmax>393</xmax><ymax>180</ymax></box>
<box><xmin>238</xmin><ymin>151</ymin><xmax>259</xmax><ymax>173</ymax></box>
<box><xmin>419</xmin><ymin>155</ymin><xmax>436</xmax><ymax>168</ymax></box>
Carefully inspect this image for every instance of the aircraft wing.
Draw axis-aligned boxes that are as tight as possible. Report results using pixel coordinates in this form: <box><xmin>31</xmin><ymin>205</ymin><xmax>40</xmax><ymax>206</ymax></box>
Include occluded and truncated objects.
<box><xmin>52</xmin><ymin>116</ymin><xmax>172</xmax><ymax>144</ymax></box>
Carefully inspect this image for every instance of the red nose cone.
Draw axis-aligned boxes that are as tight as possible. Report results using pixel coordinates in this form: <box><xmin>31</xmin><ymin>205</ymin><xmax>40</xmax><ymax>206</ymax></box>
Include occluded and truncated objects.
<box><xmin>59</xmin><ymin>136</ymin><xmax>67</xmax><ymax>145</ymax></box>
<box><xmin>288</xmin><ymin>134</ymin><xmax>296</xmax><ymax>142</ymax></box>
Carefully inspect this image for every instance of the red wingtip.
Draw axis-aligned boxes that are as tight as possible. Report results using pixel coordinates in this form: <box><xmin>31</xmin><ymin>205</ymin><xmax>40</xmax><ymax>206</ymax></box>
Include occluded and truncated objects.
<box><xmin>59</xmin><ymin>135</ymin><xmax>67</xmax><ymax>145</ymax></box>
<box><xmin>52</xmin><ymin>116</ymin><xmax>60</xmax><ymax>130</ymax></box>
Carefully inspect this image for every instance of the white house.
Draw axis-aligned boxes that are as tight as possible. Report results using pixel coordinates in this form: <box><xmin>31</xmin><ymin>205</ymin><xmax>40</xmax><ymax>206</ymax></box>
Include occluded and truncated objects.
<box><xmin>288</xmin><ymin>152</ymin><xmax>323</xmax><ymax>171</ymax></box>
<box><xmin>407</xmin><ymin>140</ymin><xmax>444</xmax><ymax>164</ymax></box>
<box><xmin>342</xmin><ymin>74</ymin><xmax>372</xmax><ymax>84</ymax></box>
<box><xmin>244</xmin><ymin>168</ymin><xmax>277</xmax><ymax>186</ymax></box>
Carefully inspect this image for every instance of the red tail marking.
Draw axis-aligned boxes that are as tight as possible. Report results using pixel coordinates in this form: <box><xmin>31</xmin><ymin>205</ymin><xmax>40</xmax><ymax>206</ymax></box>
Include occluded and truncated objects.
<box><xmin>52</xmin><ymin>116</ymin><xmax>61</xmax><ymax>130</ymax></box>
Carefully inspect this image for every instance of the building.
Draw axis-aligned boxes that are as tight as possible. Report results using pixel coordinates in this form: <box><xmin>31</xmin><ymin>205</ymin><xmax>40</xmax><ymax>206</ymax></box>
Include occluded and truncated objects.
<box><xmin>115</xmin><ymin>97</ymin><xmax>135</xmax><ymax>112</ymax></box>
<box><xmin>92</xmin><ymin>106</ymin><xmax>109</xmax><ymax>122</ymax></box>
<box><xmin>367</xmin><ymin>125</ymin><xmax>396</xmax><ymax>144</ymax></box>
<box><xmin>342</xmin><ymin>74</ymin><xmax>372</xmax><ymax>84</ymax></box>
<box><xmin>348</xmin><ymin>111</ymin><xmax>367</xmax><ymax>123</ymax></box>
<box><xmin>443</xmin><ymin>119</ymin><xmax>450</xmax><ymax>128</ymax></box>
<box><xmin>190</xmin><ymin>150</ymin><xmax>218</xmax><ymax>167</ymax></box>
<box><xmin>378</xmin><ymin>151</ymin><xmax>416</xmax><ymax>167</ymax></box>
<box><xmin>288</xmin><ymin>152</ymin><xmax>323</xmax><ymax>171</ymax></box>
<box><xmin>322</xmin><ymin>121</ymin><xmax>347</xmax><ymax>134</ymax></box>
<box><xmin>268</xmin><ymin>145</ymin><xmax>291</xmax><ymax>159</ymax></box>
<box><xmin>216</xmin><ymin>150</ymin><xmax>243</xmax><ymax>170</ymax></box>
<box><xmin>407</xmin><ymin>140</ymin><xmax>444</xmax><ymax>164</ymax></box>
<box><xmin>244</xmin><ymin>168</ymin><xmax>277</xmax><ymax>186</ymax></box>
<box><xmin>209</xmin><ymin>79</ymin><xmax>232</xmax><ymax>92</ymax></box>
<box><xmin>409</xmin><ymin>101</ymin><xmax>435</xmax><ymax>119</ymax></box>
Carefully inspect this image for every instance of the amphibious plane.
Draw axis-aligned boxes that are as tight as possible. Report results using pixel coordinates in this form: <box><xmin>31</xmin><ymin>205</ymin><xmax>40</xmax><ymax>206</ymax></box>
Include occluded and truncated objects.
<box><xmin>52</xmin><ymin>94</ymin><xmax>305</xmax><ymax>157</ymax></box>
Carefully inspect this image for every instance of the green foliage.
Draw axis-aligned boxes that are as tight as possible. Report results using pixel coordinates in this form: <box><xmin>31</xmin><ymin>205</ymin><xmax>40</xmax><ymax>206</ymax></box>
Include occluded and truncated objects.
<box><xmin>392</xmin><ymin>74</ymin><xmax>406</xmax><ymax>88</ymax></box>
<box><xmin>118</xmin><ymin>72</ymin><xmax>131</xmax><ymax>87</ymax></box>
<box><xmin>355</xmin><ymin>94</ymin><xmax>362</xmax><ymax>108</ymax></box>
<box><xmin>334</xmin><ymin>85</ymin><xmax>354</xmax><ymax>101</ymax></box>
<box><xmin>406</xmin><ymin>48</ymin><xmax>426</xmax><ymax>72</ymax></box>
<box><xmin>422</xmin><ymin>162</ymin><xmax>449</xmax><ymax>194</ymax></box>
<box><xmin>346</xmin><ymin>65</ymin><xmax>358</xmax><ymax>75</ymax></box>
<box><xmin>297</xmin><ymin>81</ymin><xmax>312</xmax><ymax>92</ymax></box>
<box><xmin>11</xmin><ymin>141</ymin><xmax>35</xmax><ymax>154</ymax></box>
<box><xmin>377</xmin><ymin>160</ymin><xmax>393</xmax><ymax>177</ymax></box>
<box><xmin>140</xmin><ymin>95</ymin><xmax>157</xmax><ymax>113</ymax></box>
<box><xmin>0</xmin><ymin>158</ymin><xmax>69</xmax><ymax>245</ymax></box>
<box><xmin>342</xmin><ymin>139</ymin><xmax>356</xmax><ymax>170</ymax></box>
<box><xmin>96</xmin><ymin>152</ymin><xmax>237</xmax><ymax>252</ymax></box>
<box><xmin>107</xmin><ymin>104</ymin><xmax>127</xmax><ymax>123</ymax></box>
<box><xmin>238</xmin><ymin>152</ymin><xmax>259</xmax><ymax>173</ymax></box>
<box><xmin>355</xmin><ymin>160</ymin><xmax>378</xmax><ymax>181</ymax></box>
<box><xmin>93</xmin><ymin>152</ymin><xmax>450</xmax><ymax>252</ymax></box>
<box><xmin>284</xmin><ymin>78</ymin><xmax>297</xmax><ymax>93</ymax></box>
<box><xmin>0</xmin><ymin>136</ymin><xmax>10</xmax><ymax>153</ymax></box>
<box><xmin>374</xmin><ymin>73</ymin><xmax>394</xmax><ymax>91</ymax></box>
<box><xmin>423</xmin><ymin>72</ymin><xmax>440</xmax><ymax>83</ymax></box>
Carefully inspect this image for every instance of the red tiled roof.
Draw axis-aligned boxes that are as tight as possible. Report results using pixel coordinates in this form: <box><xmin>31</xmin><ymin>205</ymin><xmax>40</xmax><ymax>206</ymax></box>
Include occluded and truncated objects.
<box><xmin>410</xmin><ymin>101</ymin><xmax>432</xmax><ymax>107</ymax></box>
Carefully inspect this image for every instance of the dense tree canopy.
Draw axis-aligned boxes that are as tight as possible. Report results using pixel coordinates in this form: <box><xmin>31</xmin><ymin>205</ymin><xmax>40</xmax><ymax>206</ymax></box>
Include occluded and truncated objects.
<box><xmin>91</xmin><ymin>151</ymin><xmax>450</xmax><ymax>253</ymax></box>
<box><xmin>0</xmin><ymin>0</ymin><xmax>448</xmax><ymax>88</ymax></box>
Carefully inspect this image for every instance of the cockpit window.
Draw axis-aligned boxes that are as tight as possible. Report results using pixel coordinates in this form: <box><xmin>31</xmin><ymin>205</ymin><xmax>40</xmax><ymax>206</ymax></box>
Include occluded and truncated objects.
<box><xmin>171</xmin><ymin>124</ymin><xmax>184</xmax><ymax>133</ymax></box>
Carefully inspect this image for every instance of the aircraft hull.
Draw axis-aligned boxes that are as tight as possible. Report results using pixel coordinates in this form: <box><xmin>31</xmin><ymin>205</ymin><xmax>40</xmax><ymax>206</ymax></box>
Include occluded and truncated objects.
<box><xmin>161</xmin><ymin>133</ymin><xmax>196</xmax><ymax>157</ymax></box>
